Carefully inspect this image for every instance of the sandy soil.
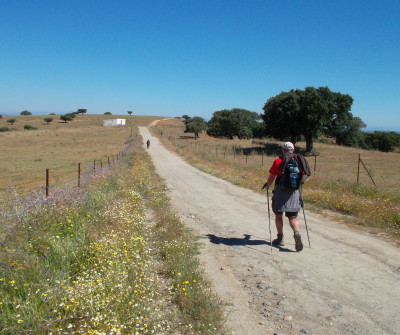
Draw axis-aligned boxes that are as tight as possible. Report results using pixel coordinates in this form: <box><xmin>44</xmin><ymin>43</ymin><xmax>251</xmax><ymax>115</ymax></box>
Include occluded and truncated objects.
<box><xmin>139</xmin><ymin>126</ymin><xmax>400</xmax><ymax>335</ymax></box>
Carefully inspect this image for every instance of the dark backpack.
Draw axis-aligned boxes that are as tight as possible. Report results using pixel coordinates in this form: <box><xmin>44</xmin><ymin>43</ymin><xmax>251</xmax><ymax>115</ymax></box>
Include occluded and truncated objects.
<box><xmin>278</xmin><ymin>153</ymin><xmax>310</xmax><ymax>191</ymax></box>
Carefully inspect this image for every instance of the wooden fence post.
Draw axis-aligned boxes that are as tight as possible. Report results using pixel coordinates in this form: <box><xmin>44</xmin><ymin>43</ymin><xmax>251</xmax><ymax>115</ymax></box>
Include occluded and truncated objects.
<box><xmin>78</xmin><ymin>163</ymin><xmax>81</xmax><ymax>187</ymax></box>
<box><xmin>314</xmin><ymin>155</ymin><xmax>317</xmax><ymax>173</ymax></box>
<box><xmin>46</xmin><ymin>168</ymin><xmax>49</xmax><ymax>197</ymax></box>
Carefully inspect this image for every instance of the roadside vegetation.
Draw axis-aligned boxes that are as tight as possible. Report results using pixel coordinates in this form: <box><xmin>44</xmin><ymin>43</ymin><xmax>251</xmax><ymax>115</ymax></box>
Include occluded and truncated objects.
<box><xmin>0</xmin><ymin>115</ymin><xmax>226</xmax><ymax>334</ymax></box>
<box><xmin>0</xmin><ymin>136</ymin><xmax>226</xmax><ymax>334</ymax></box>
<box><xmin>151</xmin><ymin>118</ymin><xmax>400</xmax><ymax>243</ymax></box>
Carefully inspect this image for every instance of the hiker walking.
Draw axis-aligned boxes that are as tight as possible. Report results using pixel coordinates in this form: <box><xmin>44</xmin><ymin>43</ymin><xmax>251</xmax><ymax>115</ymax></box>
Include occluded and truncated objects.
<box><xmin>262</xmin><ymin>142</ymin><xmax>311</xmax><ymax>252</ymax></box>
<box><xmin>146</xmin><ymin>139</ymin><xmax>150</xmax><ymax>149</ymax></box>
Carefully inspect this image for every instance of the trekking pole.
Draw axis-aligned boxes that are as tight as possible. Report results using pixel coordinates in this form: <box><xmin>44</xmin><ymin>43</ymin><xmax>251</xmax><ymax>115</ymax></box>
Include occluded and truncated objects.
<box><xmin>299</xmin><ymin>185</ymin><xmax>311</xmax><ymax>248</ymax></box>
<box><xmin>267</xmin><ymin>188</ymin><xmax>272</xmax><ymax>252</ymax></box>
<box><xmin>261</xmin><ymin>183</ymin><xmax>273</xmax><ymax>253</ymax></box>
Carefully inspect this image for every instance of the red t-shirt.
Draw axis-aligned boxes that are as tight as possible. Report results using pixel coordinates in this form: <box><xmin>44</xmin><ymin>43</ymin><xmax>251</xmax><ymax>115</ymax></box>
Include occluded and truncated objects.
<box><xmin>269</xmin><ymin>156</ymin><xmax>305</xmax><ymax>177</ymax></box>
<box><xmin>269</xmin><ymin>157</ymin><xmax>283</xmax><ymax>177</ymax></box>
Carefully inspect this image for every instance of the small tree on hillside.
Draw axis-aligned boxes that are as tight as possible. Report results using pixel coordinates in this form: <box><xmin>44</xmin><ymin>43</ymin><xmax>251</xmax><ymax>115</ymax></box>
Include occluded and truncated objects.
<box><xmin>127</xmin><ymin>111</ymin><xmax>133</xmax><ymax>116</ymax></box>
<box><xmin>183</xmin><ymin>116</ymin><xmax>207</xmax><ymax>139</ymax></box>
<box><xmin>104</xmin><ymin>112</ymin><xmax>112</xmax><ymax>115</ymax></box>
<box><xmin>44</xmin><ymin>117</ymin><xmax>53</xmax><ymax>125</ymax></box>
<box><xmin>207</xmin><ymin>108</ymin><xmax>261</xmax><ymax>139</ymax></box>
<box><xmin>77</xmin><ymin>109</ymin><xmax>87</xmax><ymax>115</ymax></box>
<box><xmin>20</xmin><ymin>110</ymin><xmax>32</xmax><ymax>115</ymax></box>
<box><xmin>7</xmin><ymin>119</ymin><xmax>16</xmax><ymax>125</ymax></box>
<box><xmin>60</xmin><ymin>114</ymin><xmax>72</xmax><ymax>123</ymax></box>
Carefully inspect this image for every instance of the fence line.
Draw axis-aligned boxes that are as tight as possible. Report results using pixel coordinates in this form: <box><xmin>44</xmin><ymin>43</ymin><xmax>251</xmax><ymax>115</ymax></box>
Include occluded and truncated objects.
<box><xmin>0</xmin><ymin>140</ymin><xmax>137</xmax><ymax>227</ymax></box>
<box><xmin>0</xmin><ymin>135</ymin><xmax>136</xmax><ymax>201</ymax></box>
<box><xmin>155</xmin><ymin>130</ymin><xmax>400</xmax><ymax>191</ymax></box>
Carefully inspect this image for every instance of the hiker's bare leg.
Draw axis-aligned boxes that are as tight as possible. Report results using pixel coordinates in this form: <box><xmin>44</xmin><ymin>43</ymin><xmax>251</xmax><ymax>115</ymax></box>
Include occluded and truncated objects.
<box><xmin>275</xmin><ymin>213</ymin><xmax>283</xmax><ymax>234</ymax></box>
<box><xmin>289</xmin><ymin>217</ymin><xmax>300</xmax><ymax>233</ymax></box>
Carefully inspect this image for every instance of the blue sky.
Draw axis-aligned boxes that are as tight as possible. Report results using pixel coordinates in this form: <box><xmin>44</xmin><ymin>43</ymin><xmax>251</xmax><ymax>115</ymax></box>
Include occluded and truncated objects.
<box><xmin>1</xmin><ymin>0</ymin><xmax>399</xmax><ymax>131</ymax></box>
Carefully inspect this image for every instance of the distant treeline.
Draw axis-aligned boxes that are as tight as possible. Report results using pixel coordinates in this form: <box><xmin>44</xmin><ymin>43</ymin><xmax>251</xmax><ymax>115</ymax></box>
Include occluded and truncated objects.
<box><xmin>357</xmin><ymin>131</ymin><xmax>400</xmax><ymax>152</ymax></box>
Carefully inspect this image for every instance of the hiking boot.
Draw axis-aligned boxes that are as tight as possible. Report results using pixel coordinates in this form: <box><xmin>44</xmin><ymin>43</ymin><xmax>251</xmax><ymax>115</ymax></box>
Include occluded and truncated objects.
<box><xmin>272</xmin><ymin>234</ymin><xmax>284</xmax><ymax>246</ymax></box>
<box><xmin>294</xmin><ymin>232</ymin><xmax>303</xmax><ymax>252</ymax></box>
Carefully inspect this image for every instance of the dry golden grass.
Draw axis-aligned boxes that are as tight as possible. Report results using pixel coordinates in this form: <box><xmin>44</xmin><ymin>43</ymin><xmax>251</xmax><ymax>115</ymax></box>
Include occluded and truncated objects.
<box><xmin>150</xmin><ymin>118</ymin><xmax>400</xmax><ymax>193</ymax></box>
<box><xmin>0</xmin><ymin>114</ymin><xmax>161</xmax><ymax>195</ymax></box>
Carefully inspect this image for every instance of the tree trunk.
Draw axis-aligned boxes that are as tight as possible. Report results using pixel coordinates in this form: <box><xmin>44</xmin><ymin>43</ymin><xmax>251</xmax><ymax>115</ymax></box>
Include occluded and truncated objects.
<box><xmin>305</xmin><ymin>134</ymin><xmax>314</xmax><ymax>154</ymax></box>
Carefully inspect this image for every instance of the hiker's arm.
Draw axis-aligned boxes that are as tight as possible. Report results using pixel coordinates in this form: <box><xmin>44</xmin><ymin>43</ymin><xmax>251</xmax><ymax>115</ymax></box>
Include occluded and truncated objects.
<box><xmin>262</xmin><ymin>174</ymin><xmax>276</xmax><ymax>190</ymax></box>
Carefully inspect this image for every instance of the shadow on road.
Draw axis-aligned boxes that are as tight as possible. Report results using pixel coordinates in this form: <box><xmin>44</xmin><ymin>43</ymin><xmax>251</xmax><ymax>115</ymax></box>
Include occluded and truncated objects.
<box><xmin>206</xmin><ymin>234</ymin><xmax>295</xmax><ymax>252</ymax></box>
<box><xmin>207</xmin><ymin>233</ymin><xmax>267</xmax><ymax>246</ymax></box>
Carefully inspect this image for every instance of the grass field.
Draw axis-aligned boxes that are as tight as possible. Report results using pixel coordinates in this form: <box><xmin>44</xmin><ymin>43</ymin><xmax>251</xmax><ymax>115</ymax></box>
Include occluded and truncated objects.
<box><xmin>0</xmin><ymin>114</ymin><xmax>161</xmax><ymax>197</ymax></box>
<box><xmin>149</xmin><ymin>118</ymin><xmax>400</xmax><ymax>242</ymax></box>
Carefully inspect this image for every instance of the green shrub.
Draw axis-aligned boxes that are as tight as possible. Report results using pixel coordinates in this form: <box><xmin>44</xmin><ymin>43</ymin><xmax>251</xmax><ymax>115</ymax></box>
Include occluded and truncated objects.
<box><xmin>0</xmin><ymin>127</ymin><xmax>9</xmax><ymax>132</ymax></box>
<box><xmin>44</xmin><ymin>117</ymin><xmax>53</xmax><ymax>124</ymax></box>
<box><xmin>60</xmin><ymin>114</ymin><xmax>72</xmax><ymax>122</ymax></box>
<box><xmin>24</xmin><ymin>124</ymin><xmax>37</xmax><ymax>130</ymax></box>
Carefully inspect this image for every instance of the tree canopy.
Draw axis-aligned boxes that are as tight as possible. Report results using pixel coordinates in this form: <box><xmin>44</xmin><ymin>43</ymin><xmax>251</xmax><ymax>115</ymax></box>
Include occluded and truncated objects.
<box><xmin>207</xmin><ymin>108</ymin><xmax>262</xmax><ymax>139</ymax></box>
<box><xmin>44</xmin><ymin>117</ymin><xmax>53</xmax><ymax>125</ymax></box>
<box><xmin>60</xmin><ymin>114</ymin><xmax>72</xmax><ymax>123</ymax></box>
<box><xmin>77</xmin><ymin>109</ymin><xmax>87</xmax><ymax>115</ymax></box>
<box><xmin>20</xmin><ymin>110</ymin><xmax>32</xmax><ymax>115</ymax></box>
<box><xmin>327</xmin><ymin>116</ymin><xmax>366</xmax><ymax>147</ymax></box>
<box><xmin>182</xmin><ymin>116</ymin><xmax>207</xmax><ymax>139</ymax></box>
<box><xmin>262</xmin><ymin>87</ymin><xmax>355</xmax><ymax>153</ymax></box>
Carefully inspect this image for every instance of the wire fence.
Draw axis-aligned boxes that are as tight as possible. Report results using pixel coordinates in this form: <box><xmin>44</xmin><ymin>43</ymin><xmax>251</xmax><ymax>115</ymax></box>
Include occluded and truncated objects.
<box><xmin>0</xmin><ymin>135</ymin><xmax>137</xmax><ymax>215</ymax></box>
<box><xmin>155</xmin><ymin>131</ymin><xmax>400</xmax><ymax>193</ymax></box>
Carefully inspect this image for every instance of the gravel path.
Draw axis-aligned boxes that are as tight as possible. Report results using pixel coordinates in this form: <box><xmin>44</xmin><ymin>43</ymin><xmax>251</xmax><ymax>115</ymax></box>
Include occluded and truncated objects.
<box><xmin>139</xmin><ymin>126</ymin><xmax>400</xmax><ymax>335</ymax></box>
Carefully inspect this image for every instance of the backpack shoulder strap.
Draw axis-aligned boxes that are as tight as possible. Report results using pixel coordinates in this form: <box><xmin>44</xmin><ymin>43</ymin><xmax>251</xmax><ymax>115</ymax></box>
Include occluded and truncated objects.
<box><xmin>278</xmin><ymin>153</ymin><xmax>296</xmax><ymax>174</ymax></box>
<box><xmin>296</xmin><ymin>154</ymin><xmax>312</xmax><ymax>176</ymax></box>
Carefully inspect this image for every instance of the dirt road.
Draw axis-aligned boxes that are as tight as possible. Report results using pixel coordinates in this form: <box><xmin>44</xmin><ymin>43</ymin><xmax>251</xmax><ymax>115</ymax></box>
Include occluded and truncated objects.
<box><xmin>139</xmin><ymin>127</ymin><xmax>400</xmax><ymax>335</ymax></box>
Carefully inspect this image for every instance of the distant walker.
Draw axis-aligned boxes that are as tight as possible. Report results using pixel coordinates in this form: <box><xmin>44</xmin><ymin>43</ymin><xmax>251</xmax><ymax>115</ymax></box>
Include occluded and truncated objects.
<box><xmin>146</xmin><ymin>139</ymin><xmax>150</xmax><ymax>149</ymax></box>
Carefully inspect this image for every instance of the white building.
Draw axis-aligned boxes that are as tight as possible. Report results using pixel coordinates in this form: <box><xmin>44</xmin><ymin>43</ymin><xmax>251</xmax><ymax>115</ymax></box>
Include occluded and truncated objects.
<box><xmin>103</xmin><ymin>119</ymin><xmax>126</xmax><ymax>126</ymax></box>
